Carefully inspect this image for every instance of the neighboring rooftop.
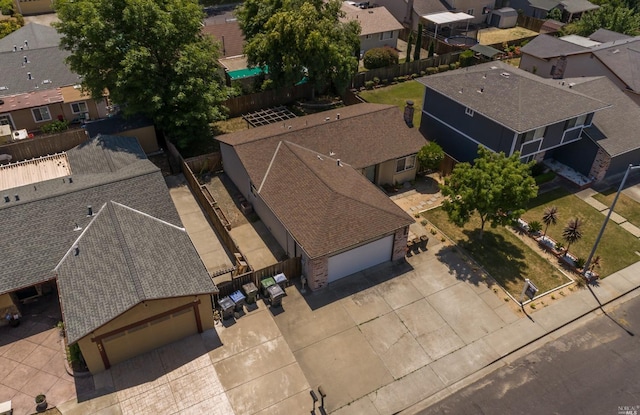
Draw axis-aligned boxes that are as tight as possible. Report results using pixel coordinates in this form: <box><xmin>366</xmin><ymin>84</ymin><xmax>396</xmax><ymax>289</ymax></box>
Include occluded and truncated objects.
<box><xmin>528</xmin><ymin>0</ymin><xmax>560</xmax><ymax>11</ymax></box>
<box><xmin>591</xmin><ymin>39</ymin><xmax>640</xmax><ymax>94</ymax></box>
<box><xmin>589</xmin><ymin>28</ymin><xmax>632</xmax><ymax>43</ymax></box>
<box><xmin>559</xmin><ymin>0</ymin><xmax>599</xmax><ymax>14</ymax></box>
<box><xmin>0</xmin><ymin>88</ymin><xmax>64</xmax><ymax>113</ymax></box>
<box><xmin>560</xmin><ymin>34</ymin><xmax>601</xmax><ymax>48</ymax></box>
<box><xmin>341</xmin><ymin>3</ymin><xmax>404</xmax><ymax>36</ymax></box>
<box><xmin>412</xmin><ymin>0</ymin><xmax>450</xmax><ymax>18</ymax></box>
<box><xmin>0</xmin><ymin>153</ymin><xmax>70</xmax><ymax>192</ymax></box>
<box><xmin>57</xmin><ymin>201</ymin><xmax>216</xmax><ymax>343</ymax></box>
<box><xmin>0</xmin><ymin>23</ymin><xmax>62</xmax><ymax>52</ymax></box>
<box><xmin>418</xmin><ymin>61</ymin><xmax>610</xmax><ymax>132</ymax></box>
<box><xmin>202</xmin><ymin>20</ymin><xmax>244</xmax><ymax>58</ymax></box>
<box><xmin>85</xmin><ymin>114</ymin><xmax>154</xmax><ymax>138</ymax></box>
<box><xmin>520</xmin><ymin>33</ymin><xmax>588</xmax><ymax>58</ymax></box>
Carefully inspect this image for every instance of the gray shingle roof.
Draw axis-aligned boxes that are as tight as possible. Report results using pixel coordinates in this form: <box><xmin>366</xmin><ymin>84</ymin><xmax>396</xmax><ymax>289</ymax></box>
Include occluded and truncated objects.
<box><xmin>85</xmin><ymin>114</ymin><xmax>154</xmax><ymax>138</ymax></box>
<box><xmin>0</xmin><ymin>135</ymin><xmax>181</xmax><ymax>295</ymax></box>
<box><xmin>568</xmin><ymin>77</ymin><xmax>640</xmax><ymax>156</ymax></box>
<box><xmin>529</xmin><ymin>0</ymin><xmax>560</xmax><ymax>11</ymax></box>
<box><xmin>418</xmin><ymin>61</ymin><xmax>610</xmax><ymax>132</ymax></box>
<box><xmin>412</xmin><ymin>0</ymin><xmax>451</xmax><ymax>16</ymax></box>
<box><xmin>57</xmin><ymin>201</ymin><xmax>216</xmax><ymax>343</ymax></box>
<box><xmin>0</xmin><ymin>46</ymin><xmax>78</xmax><ymax>97</ymax></box>
<box><xmin>0</xmin><ymin>23</ymin><xmax>62</xmax><ymax>53</ymax></box>
<box><xmin>559</xmin><ymin>0</ymin><xmax>599</xmax><ymax>14</ymax></box>
<box><xmin>520</xmin><ymin>34</ymin><xmax>588</xmax><ymax>59</ymax></box>
<box><xmin>258</xmin><ymin>141</ymin><xmax>413</xmax><ymax>259</ymax></box>
<box><xmin>592</xmin><ymin>39</ymin><xmax>640</xmax><ymax>93</ymax></box>
<box><xmin>589</xmin><ymin>29</ymin><xmax>632</xmax><ymax>43</ymax></box>
<box><xmin>218</xmin><ymin>103</ymin><xmax>427</xmax><ymax>185</ymax></box>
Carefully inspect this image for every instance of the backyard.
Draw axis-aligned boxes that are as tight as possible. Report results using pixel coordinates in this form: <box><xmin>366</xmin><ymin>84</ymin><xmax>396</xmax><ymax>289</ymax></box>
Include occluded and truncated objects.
<box><xmin>358</xmin><ymin>80</ymin><xmax>425</xmax><ymax>128</ymax></box>
<box><xmin>476</xmin><ymin>27</ymin><xmax>538</xmax><ymax>45</ymax></box>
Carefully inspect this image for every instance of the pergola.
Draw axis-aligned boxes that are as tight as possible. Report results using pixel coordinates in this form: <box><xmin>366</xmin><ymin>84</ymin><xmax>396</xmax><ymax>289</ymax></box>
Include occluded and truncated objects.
<box><xmin>421</xmin><ymin>12</ymin><xmax>474</xmax><ymax>39</ymax></box>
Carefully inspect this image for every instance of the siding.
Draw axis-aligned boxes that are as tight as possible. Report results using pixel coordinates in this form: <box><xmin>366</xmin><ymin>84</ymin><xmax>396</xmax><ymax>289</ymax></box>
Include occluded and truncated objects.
<box><xmin>549</xmin><ymin>136</ymin><xmax>599</xmax><ymax>176</ymax></box>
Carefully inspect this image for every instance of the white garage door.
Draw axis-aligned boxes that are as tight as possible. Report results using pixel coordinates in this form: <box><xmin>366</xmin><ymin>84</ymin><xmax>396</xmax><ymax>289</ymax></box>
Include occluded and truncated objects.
<box><xmin>327</xmin><ymin>235</ymin><xmax>394</xmax><ymax>283</ymax></box>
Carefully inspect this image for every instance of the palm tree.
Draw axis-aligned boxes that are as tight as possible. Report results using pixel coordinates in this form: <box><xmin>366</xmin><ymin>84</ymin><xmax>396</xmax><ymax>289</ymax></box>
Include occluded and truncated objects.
<box><xmin>562</xmin><ymin>217</ymin><xmax>583</xmax><ymax>256</ymax></box>
<box><xmin>542</xmin><ymin>206</ymin><xmax>558</xmax><ymax>237</ymax></box>
<box><xmin>590</xmin><ymin>255</ymin><xmax>602</xmax><ymax>272</ymax></box>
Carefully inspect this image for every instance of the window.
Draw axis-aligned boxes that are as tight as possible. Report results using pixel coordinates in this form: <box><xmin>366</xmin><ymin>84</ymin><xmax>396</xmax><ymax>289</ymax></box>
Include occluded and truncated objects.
<box><xmin>365</xmin><ymin>34</ymin><xmax>372</xmax><ymax>39</ymax></box>
<box><xmin>70</xmin><ymin>101</ymin><xmax>88</xmax><ymax>114</ymax></box>
<box><xmin>31</xmin><ymin>106</ymin><xmax>51</xmax><ymax>122</ymax></box>
<box><xmin>0</xmin><ymin>113</ymin><xmax>15</xmax><ymax>130</ymax></box>
<box><xmin>522</xmin><ymin>126</ymin><xmax>546</xmax><ymax>142</ymax></box>
<box><xmin>465</xmin><ymin>107</ymin><xmax>474</xmax><ymax>117</ymax></box>
<box><xmin>379</xmin><ymin>31</ymin><xmax>393</xmax><ymax>40</ymax></box>
<box><xmin>396</xmin><ymin>155</ymin><xmax>416</xmax><ymax>173</ymax></box>
<box><xmin>467</xmin><ymin>8</ymin><xmax>474</xmax><ymax>15</ymax></box>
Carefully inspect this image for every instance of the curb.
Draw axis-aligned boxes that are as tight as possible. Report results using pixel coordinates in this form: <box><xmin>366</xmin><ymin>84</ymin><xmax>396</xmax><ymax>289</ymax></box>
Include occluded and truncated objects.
<box><xmin>400</xmin><ymin>281</ymin><xmax>640</xmax><ymax>414</ymax></box>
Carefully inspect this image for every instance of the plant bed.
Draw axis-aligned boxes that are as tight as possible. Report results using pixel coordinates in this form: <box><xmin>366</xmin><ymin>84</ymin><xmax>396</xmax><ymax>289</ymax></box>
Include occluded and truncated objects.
<box><xmin>536</xmin><ymin>235</ymin><xmax>565</xmax><ymax>256</ymax></box>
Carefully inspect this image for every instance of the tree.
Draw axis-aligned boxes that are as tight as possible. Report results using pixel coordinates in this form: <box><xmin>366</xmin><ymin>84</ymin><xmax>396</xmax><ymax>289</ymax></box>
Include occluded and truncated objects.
<box><xmin>563</xmin><ymin>5</ymin><xmax>640</xmax><ymax>36</ymax></box>
<box><xmin>416</xmin><ymin>142</ymin><xmax>444</xmax><ymax>171</ymax></box>
<box><xmin>0</xmin><ymin>0</ymin><xmax>14</xmax><ymax>15</ymax></box>
<box><xmin>239</xmin><ymin>0</ymin><xmax>360</xmax><ymax>96</ymax></box>
<box><xmin>546</xmin><ymin>8</ymin><xmax>563</xmax><ymax>21</ymax></box>
<box><xmin>440</xmin><ymin>147</ymin><xmax>538</xmax><ymax>239</ymax></box>
<box><xmin>542</xmin><ymin>205</ymin><xmax>558</xmax><ymax>237</ymax></box>
<box><xmin>562</xmin><ymin>217</ymin><xmax>583</xmax><ymax>255</ymax></box>
<box><xmin>54</xmin><ymin>0</ymin><xmax>227</xmax><ymax>150</ymax></box>
<box><xmin>363</xmin><ymin>47</ymin><xmax>399</xmax><ymax>69</ymax></box>
<box><xmin>413</xmin><ymin>23</ymin><xmax>423</xmax><ymax>61</ymax></box>
<box><xmin>406</xmin><ymin>32</ymin><xmax>414</xmax><ymax>64</ymax></box>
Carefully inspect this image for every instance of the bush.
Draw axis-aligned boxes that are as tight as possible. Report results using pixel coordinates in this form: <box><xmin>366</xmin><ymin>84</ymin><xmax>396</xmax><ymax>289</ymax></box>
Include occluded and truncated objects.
<box><xmin>260</xmin><ymin>79</ymin><xmax>275</xmax><ymax>91</ymax></box>
<box><xmin>426</xmin><ymin>67</ymin><xmax>438</xmax><ymax>75</ymax></box>
<box><xmin>449</xmin><ymin>63</ymin><xmax>456</xmax><ymax>70</ymax></box>
<box><xmin>41</xmin><ymin>120</ymin><xmax>69</xmax><ymax>134</ymax></box>
<box><xmin>373</xmin><ymin>77</ymin><xmax>380</xmax><ymax>85</ymax></box>
<box><xmin>459</xmin><ymin>49</ymin><xmax>475</xmax><ymax>67</ymax></box>
<box><xmin>364</xmin><ymin>80</ymin><xmax>375</xmax><ymax>90</ymax></box>
<box><xmin>528</xmin><ymin>220</ymin><xmax>542</xmax><ymax>233</ymax></box>
<box><xmin>535</xmin><ymin>171</ymin><xmax>556</xmax><ymax>185</ymax></box>
<box><xmin>438</xmin><ymin>64</ymin><xmax>450</xmax><ymax>72</ymax></box>
<box><xmin>420</xmin><ymin>70</ymin><xmax>426</xmax><ymax>76</ymax></box>
<box><xmin>575</xmin><ymin>257</ymin><xmax>586</xmax><ymax>269</ymax></box>
<box><xmin>530</xmin><ymin>162</ymin><xmax>545</xmax><ymax>176</ymax></box>
<box><xmin>363</xmin><ymin>47</ymin><xmax>399</xmax><ymax>70</ymax></box>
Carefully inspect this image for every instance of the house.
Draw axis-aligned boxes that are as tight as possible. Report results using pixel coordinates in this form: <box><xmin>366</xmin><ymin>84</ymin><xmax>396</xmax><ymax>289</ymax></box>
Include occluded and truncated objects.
<box><xmin>11</xmin><ymin>0</ymin><xmax>54</xmax><ymax>15</ymax></box>
<box><xmin>85</xmin><ymin>114</ymin><xmax>159</xmax><ymax>154</ymax></box>
<box><xmin>417</xmin><ymin>61</ymin><xmax>625</xmax><ymax>180</ymax></box>
<box><xmin>340</xmin><ymin>2</ymin><xmax>404</xmax><ymax>56</ymax></box>
<box><xmin>519</xmin><ymin>32</ymin><xmax>640</xmax><ymax>105</ymax></box>
<box><xmin>0</xmin><ymin>24</ymin><xmax>109</xmax><ymax>135</ymax></box>
<box><xmin>508</xmin><ymin>0</ymin><xmax>598</xmax><ymax>21</ymax></box>
<box><xmin>216</xmin><ymin>103</ymin><xmax>425</xmax><ymax>289</ymax></box>
<box><xmin>0</xmin><ymin>135</ymin><xmax>217</xmax><ymax>373</ymax></box>
<box><xmin>375</xmin><ymin>0</ymin><xmax>493</xmax><ymax>31</ymax></box>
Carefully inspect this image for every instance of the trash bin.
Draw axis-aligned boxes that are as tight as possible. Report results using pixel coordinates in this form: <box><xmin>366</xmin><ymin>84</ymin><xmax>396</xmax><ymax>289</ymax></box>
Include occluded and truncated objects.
<box><xmin>219</xmin><ymin>297</ymin><xmax>235</xmax><ymax>320</ymax></box>
<box><xmin>242</xmin><ymin>282</ymin><xmax>258</xmax><ymax>304</ymax></box>
<box><xmin>267</xmin><ymin>284</ymin><xmax>285</xmax><ymax>307</ymax></box>
<box><xmin>260</xmin><ymin>277</ymin><xmax>276</xmax><ymax>297</ymax></box>
<box><xmin>230</xmin><ymin>290</ymin><xmax>246</xmax><ymax>312</ymax></box>
<box><xmin>273</xmin><ymin>273</ymin><xmax>288</xmax><ymax>291</ymax></box>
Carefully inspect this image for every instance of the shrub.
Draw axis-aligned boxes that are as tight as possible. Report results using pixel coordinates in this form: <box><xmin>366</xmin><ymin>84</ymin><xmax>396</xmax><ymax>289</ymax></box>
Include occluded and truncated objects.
<box><xmin>41</xmin><ymin>120</ymin><xmax>69</xmax><ymax>134</ymax></box>
<box><xmin>363</xmin><ymin>46</ymin><xmax>399</xmax><ymax>69</ymax></box>
<box><xmin>528</xmin><ymin>220</ymin><xmax>543</xmax><ymax>233</ymax></box>
<box><xmin>535</xmin><ymin>171</ymin><xmax>556</xmax><ymax>185</ymax></box>
<box><xmin>575</xmin><ymin>257</ymin><xmax>586</xmax><ymax>269</ymax></box>
<box><xmin>449</xmin><ymin>63</ymin><xmax>456</xmax><ymax>70</ymax></box>
<box><xmin>530</xmin><ymin>162</ymin><xmax>545</xmax><ymax>176</ymax></box>
<box><xmin>260</xmin><ymin>79</ymin><xmax>275</xmax><ymax>91</ymax></box>
<box><xmin>438</xmin><ymin>64</ymin><xmax>450</xmax><ymax>72</ymax></box>
<box><xmin>459</xmin><ymin>49</ymin><xmax>475</xmax><ymax>67</ymax></box>
<box><xmin>373</xmin><ymin>77</ymin><xmax>380</xmax><ymax>85</ymax></box>
<box><xmin>420</xmin><ymin>219</ymin><xmax>428</xmax><ymax>226</ymax></box>
<box><xmin>554</xmin><ymin>241</ymin><xmax>564</xmax><ymax>251</ymax></box>
<box><xmin>426</xmin><ymin>66</ymin><xmax>438</xmax><ymax>75</ymax></box>
<box><xmin>364</xmin><ymin>80</ymin><xmax>375</xmax><ymax>90</ymax></box>
<box><xmin>420</xmin><ymin>70</ymin><xmax>426</xmax><ymax>76</ymax></box>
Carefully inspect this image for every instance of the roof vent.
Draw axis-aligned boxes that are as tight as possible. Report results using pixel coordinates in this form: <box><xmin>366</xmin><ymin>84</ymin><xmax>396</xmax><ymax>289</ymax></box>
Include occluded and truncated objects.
<box><xmin>87</xmin><ymin>205</ymin><xmax>93</xmax><ymax>216</ymax></box>
<box><xmin>337</xmin><ymin>159</ymin><xmax>342</xmax><ymax>167</ymax></box>
<box><xmin>73</xmin><ymin>223</ymin><xmax>82</xmax><ymax>231</ymax></box>
<box><xmin>568</xmin><ymin>82</ymin><xmax>575</xmax><ymax>88</ymax></box>
<box><xmin>458</xmin><ymin>88</ymin><xmax>464</xmax><ymax>94</ymax></box>
<box><xmin>4</xmin><ymin>195</ymin><xmax>9</xmax><ymax>203</ymax></box>
<box><xmin>27</xmin><ymin>72</ymin><xmax>32</xmax><ymax>80</ymax></box>
<box><xmin>317</xmin><ymin>155</ymin><xmax>323</xmax><ymax>160</ymax></box>
<box><xmin>612</xmin><ymin>49</ymin><xmax>620</xmax><ymax>54</ymax></box>
<box><xmin>69</xmin><ymin>177</ymin><xmax>73</xmax><ymax>183</ymax></box>
<box><xmin>477</xmin><ymin>87</ymin><xmax>484</xmax><ymax>93</ymax></box>
<box><xmin>336</xmin><ymin>113</ymin><xmax>340</xmax><ymax>120</ymax></box>
<box><xmin>14</xmin><ymin>194</ymin><xmax>19</xmax><ymax>202</ymax></box>
<box><xmin>329</xmin><ymin>150</ymin><xmax>336</xmax><ymax>156</ymax></box>
<box><xmin>12</xmin><ymin>45</ymin><xmax>16</xmax><ymax>52</ymax></box>
<box><xmin>500</xmin><ymin>72</ymin><xmax>510</xmax><ymax>78</ymax></box>
<box><xmin>42</xmin><ymin>79</ymin><xmax>51</xmax><ymax>84</ymax></box>
<box><xmin>325</xmin><ymin>117</ymin><xmax>330</xmax><ymax>121</ymax></box>
<box><xmin>23</xmin><ymin>56</ymin><xmax>27</xmax><ymax>63</ymax></box>
<box><xmin>24</xmin><ymin>40</ymin><xmax>28</xmax><ymax>48</ymax></box>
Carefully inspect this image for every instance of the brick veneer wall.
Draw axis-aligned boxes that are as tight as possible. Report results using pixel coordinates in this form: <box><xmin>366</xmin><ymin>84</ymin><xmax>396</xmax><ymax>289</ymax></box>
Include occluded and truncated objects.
<box><xmin>392</xmin><ymin>227</ymin><xmax>409</xmax><ymax>261</ymax></box>
<box><xmin>588</xmin><ymin>148</ymin><xmax>611</xmax><ymax>183</ymax></box>
<box><xmin>308</xmin><ymin>256</ymin><xmax>328</xmax><ymax>291</ymax></box>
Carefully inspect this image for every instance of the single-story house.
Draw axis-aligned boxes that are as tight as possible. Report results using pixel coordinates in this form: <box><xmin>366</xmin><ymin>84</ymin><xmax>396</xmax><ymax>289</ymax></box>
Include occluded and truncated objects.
<box><xmin>217</xmin><ymin>103</ymin><xmax>425</xmax><ymax>289</ymax></box>
<box><xmin>340</xmin><ymin>2</ymin><xmax>404</xmax><ymax>56</ymax></box>
<box><xmin>0</xmin><ymin>135</ymin><xmax>217</xmax><ymax>373</ymax></box>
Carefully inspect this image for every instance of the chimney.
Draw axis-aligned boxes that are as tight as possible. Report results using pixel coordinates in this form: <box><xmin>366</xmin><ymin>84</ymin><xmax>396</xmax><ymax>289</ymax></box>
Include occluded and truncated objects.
<box><xmin>87</xmin><ymin>205</ymin><xmax>93</xmax><ymax>216</ymax></box>
<box><xmin>403</xmin><ymin>100</ymin><xmax>415</xmax><ymax>128</ymax></box>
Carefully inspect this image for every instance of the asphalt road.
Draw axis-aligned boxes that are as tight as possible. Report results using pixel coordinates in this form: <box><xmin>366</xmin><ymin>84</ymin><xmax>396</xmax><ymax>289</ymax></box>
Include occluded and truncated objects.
<box><xmin>419</xmin><ymin>292</ymin><xmax>640</xmax><ymax>415</ymax></box>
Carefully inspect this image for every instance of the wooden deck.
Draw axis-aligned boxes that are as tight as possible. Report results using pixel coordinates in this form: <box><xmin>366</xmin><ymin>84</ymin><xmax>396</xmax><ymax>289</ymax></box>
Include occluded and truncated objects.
<box><xmin>0</xmin><ymin>153</ymin><xmax>71</xmax><ymax>192</ymax></box>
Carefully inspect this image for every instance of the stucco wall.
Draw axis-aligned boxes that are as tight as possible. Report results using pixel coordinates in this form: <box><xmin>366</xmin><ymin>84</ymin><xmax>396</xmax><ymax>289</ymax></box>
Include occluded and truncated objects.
<box><xmin>377</xmin><ymin>158</ymin><xmax>418</xmax><ymax>185</ymax></box>
<box><xmin>116</xmin><ymin>126</ymin><xmax>158</xmax><ymax>154</ymax></box>
<box><xmin>78</xmin><ymin>295</ymin><xmax>213</xmax><ymax>374</ymax></box>
<box><xmin>360</xmin><ymin>32</ymin><xmax>399</xmax><ymax>55</ymax></box>
<box><xmin>220</xmin><ymin>143</ymin><xmax>250</xmax><ymax>196</ymax></box>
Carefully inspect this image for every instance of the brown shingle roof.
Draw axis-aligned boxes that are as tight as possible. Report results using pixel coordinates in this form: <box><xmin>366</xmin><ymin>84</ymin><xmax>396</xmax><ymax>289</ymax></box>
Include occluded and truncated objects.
<box><xmin>202</xmin><ymin>21</ymin><xmax>244</xmax><ymax>57</ymax></box>
<box><xmin>218</xmin><ymin>103</ymin><xmax>426</xmax><ymax>185</ymax></box>
<box><xmin>341</xmin><ymin>4</ymin><xmax>403</xmax><ymax>36</ymax></box>
<box><xmin>259</xmin><ymin>141</ymin><xmax>412</xmax><ymax>258</ymax></box>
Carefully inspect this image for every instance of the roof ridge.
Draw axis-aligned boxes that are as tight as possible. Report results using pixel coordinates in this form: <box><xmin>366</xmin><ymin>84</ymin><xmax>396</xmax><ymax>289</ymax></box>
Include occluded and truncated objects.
<box><xmin>259</xmin><ymin>141</ymin><xmax>283</xmax><ymax>193</ymax></box>
<box><xmin>108</xmin><ymin>202</ymin><xmax>146</xmax><ymax>301</ymax></box>
<box><xmin>110</xmin><ymin>201</ymin><xmax>186</xmax><ymax>231</ymax></box>
<box><xmin>53</xmin><ymin>202</ymin><xmax>106</xmax><ymax>272</ymax></box>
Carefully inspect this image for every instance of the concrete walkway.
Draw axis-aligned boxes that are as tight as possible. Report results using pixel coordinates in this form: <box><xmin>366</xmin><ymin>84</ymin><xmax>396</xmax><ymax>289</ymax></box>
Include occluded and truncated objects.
<box><xmin>574</xmin><ymin>188</ymin><xmax>640</xmax><ymax>237</ymax></box>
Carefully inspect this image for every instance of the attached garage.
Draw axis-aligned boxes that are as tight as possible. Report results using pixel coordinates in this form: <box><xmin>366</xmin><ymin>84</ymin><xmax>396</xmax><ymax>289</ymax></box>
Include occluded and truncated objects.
<box><xmin>327</xmin><ymin>235</ymin><xmax>394</xmax><ymax>283</ymax></box>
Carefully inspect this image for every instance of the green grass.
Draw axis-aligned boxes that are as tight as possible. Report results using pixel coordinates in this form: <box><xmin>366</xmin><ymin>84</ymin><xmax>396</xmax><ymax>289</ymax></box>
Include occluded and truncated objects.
<box><xmin>593</xmin><ymin>190</ymin><xmax>640</xmax><ymax>229</ymax></box>
<box><xmin>358</xmin><ymin>80</ymin><xmax>425</xmax><ymax>128</ymax></box>
<box><xmin>422</xmin><ymin>208</ymin><xmax>567</xmax><ymax>297</ymax></box>
<box><xmin>522</xmin><ymin>188</ymin><xmax>640</xmax><ymax>278</ymax></box>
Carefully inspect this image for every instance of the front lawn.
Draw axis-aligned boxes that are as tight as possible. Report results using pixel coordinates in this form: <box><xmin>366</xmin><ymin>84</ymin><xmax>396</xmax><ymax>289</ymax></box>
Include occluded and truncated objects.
<box><xmin>422</xmin><ymin>208</ymin><xmax>567</xmax><ymax>297</ymax></box>
<box><xmin>522</xmin><ymin>188</ymin><xmax>640</xmax><ymax>278</ymax></box>
<box><xmin>592</xmin><ymin>190</ymin><xmax>640</xmax><ymax>229</ymax></box>
<box><xmin>358</xmin><ymin>80</ymin><xmax>425</xmax><ymax>128</ymax></box>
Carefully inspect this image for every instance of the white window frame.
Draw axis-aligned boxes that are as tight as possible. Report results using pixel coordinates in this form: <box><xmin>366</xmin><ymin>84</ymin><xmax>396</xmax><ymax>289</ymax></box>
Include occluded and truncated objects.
<box><xmin>31</xmin><ymin>106</ymin><xmax>51</xmax><ymax>123</ymax></box>
<box><xmin>70</xmin><ymin>101</ymin><xmax>88</xmax><ymax>114</ymax></box>
<box><xmin>365</xmin><ymin>34</ymin><xmax>372</xmax><ymax>39</ymax></box>
<box><xmin>379</xmin><ymin>31</ymin><xmax>393</xmax><ymax>40</ymax></box>
<box><xmin>465</xmin><ymin>107</ymin><xmax>474</xmax><ymax>117</ymax></box>
<box><xmin>467</xmin><ymin>8</ymin><xmax>474</xmax><ymax>15</ymax></box>
<box><xmin>0</xmin><ymin>113</ymin><xmax>15</xmax><ymax>130</ymax></box>
<box><xmin>396</xmin><ymin>155</ymin><xmax>416</xmax><ymax>173</ymax></box>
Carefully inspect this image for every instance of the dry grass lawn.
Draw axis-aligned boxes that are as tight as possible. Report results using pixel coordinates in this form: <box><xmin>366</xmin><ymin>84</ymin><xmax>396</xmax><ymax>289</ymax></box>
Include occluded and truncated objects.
<box><xmin>477</xmin><ymin>27</ymin><xmax>538</xmax><ymax>45</ymax></box>
<box><xmin>593</xmin><ymin>190</ymin><xmax>640</xmax><ymax>229</ymax></box>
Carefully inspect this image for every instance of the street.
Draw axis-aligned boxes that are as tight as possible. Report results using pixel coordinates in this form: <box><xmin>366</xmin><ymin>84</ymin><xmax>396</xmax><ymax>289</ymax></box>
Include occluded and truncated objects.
<box><xmin>420</xmin><ymin>291</ymin><xmax>640</xmax><ymax>415</ymax></box>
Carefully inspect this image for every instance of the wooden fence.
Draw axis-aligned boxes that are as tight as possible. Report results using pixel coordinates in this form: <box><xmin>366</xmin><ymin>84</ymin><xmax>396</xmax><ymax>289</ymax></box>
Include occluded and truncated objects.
<box><xmin>517</xmin><ymin>15</ymin><xmax>546</xmax><ymax>32</ymax></box>
<box><xmin>216</xmin><ymin>256</ymin><xmax>302</xmax><ymax>300</ymax></box>
<box><xmin>224</xmin><ymin>84</ymin><xmax>314</xmax><ymax>117</ymax></box>
<box><xmin>184</xmin><ymin>152</ymin><xmax>222</xmax><ymax>175</ymax></box>
<box><xmin>0</xmin><ymin>128</ymin><xmax>88</xmax><ymax>162</ymax></box>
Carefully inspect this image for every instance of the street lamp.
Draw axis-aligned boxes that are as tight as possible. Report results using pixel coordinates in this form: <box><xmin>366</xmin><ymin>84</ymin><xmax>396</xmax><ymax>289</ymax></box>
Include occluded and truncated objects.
<box><xmin>583</xmin><ymin>163</ymin><xmax>640</xmax><ymax>277</ymax></box>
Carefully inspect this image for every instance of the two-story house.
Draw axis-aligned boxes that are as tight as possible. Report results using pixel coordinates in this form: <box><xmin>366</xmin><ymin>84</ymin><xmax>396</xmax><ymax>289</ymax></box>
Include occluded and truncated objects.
<box><xmin>340</xmin><ymin>2</ymin><xmax>404</xmax><ymax>56</ymax></box>
<box><xmin>375</xmin><ymin>0</ymin><xmax>493</xmax><ymax>31</ymax></box>
<box><xmin>416</xmin><ymin>61</ymin><xmax>640</xmax><ymax>183</ymax></box>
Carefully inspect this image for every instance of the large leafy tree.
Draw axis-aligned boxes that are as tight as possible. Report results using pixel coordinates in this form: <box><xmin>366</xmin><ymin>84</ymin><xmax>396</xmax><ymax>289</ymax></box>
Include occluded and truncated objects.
<box><xmin>440</xmin><ymin>147</ymin><xmax>538</xmax><ymax>239</ymax></box>
<box><xmin>238</xmin><ymin>0</ymin><xmax>360</xmax><ymax>95</ymax></box>
<box><xmin>54</xmin><ymin>0</ymin><xmax>227</xmax><ymax>149</ymax></box>
<box><xmin>564</xmin><ymin>5</ymin><xmax>640</xmax><ymax>36</ymax></box>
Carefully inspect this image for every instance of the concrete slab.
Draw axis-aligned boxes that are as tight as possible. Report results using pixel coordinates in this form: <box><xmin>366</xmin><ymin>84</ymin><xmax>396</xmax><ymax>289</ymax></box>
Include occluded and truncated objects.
<box><xmin>531</xmin><ymin>291</ymin><xmax>598</xmax><ymax>332</ymax></box>
<box><xmin>214</xmin><ymin>337</ymin><xmax>296</xmax><ymax>391</ymax></box>
<box><xmin>332</xmin><ymin>396</ymin><xmax>381</xmax><ymax>415</ymax></box>
<box><xmin>253</xmin><ymin>389</ymin><xmax>310</xmax><ymax>415</ymax></box>
<box><xmin>416</xmin><ymin>324</ymin><xmax>466</xmax><ymax>361</ymax></box>
<box><xmin>493</xmin><ymin>302</ymin><xmax>521</xmax><ymax>324</ymax></box>
<box><xmin>375</xmin><ymin>275</ymin><xmax>423</xmax><ymax>310</ymax></box>
<box><xmin>482</xmin><ymin>316</ymin><xmax>547</xmax><ymax>356</ymax></box>
<box><xmin>229</xmin><ymin>221</ymin><xmax>281</xmax><ymax>270</ymax></box>
<box><xmin>600</xmin><ymin>208</ymin><xmax>627</xmax><ymax>224</ymax></box>
<box><xmin>582</xmin><ymin>196</ymin><xmax>609</xmax><ymax>211</ymax></box>
<box><xmin>368</xmin><ymin>366</ymin><xmax>445</xmax><ymax>415</ymax></box>
<box><xmin>119</xmin><ymin>382</ymin><xmax>178</xmax><ymax>415</ymax></box>
<box><xmin>429</xmin><ymin>339</ymin><xmax>500</xmax><ymax>386</ymax></box>
<box><xmin>294</xmin><ymin>327</ymin><xmax>393</xmax><ymax>412</ymax></box>
<box><xmin>407</xmin><ymin>264</ymin><xmax>461</xmax><ymax>297</ymax></box>
<box><xmin>340</xmin><ymin>287</ymin><xmax>392</xmax><ymax>325</ymax></box>
<box><xmin>395</xmin><ymin>299</ymin><xmax>448</xmax><ymax>338</ymax></box>
<box><xmin>225</xmin><ymin>363</ymin><xmax>309</xmax><ymax>414</ymax></box>
<box><xmin>574</xmin><ymin>188</ymin><xmax>599</xmax><ymax>200</ymax></box>
<box><xmin>616</xmin><ymin>262</ymin><xmax>640</xmax><ymax>285</ymax></box>
<box><xmin>479</xmin><ymin>289</ymin><xmax>508</xmax><ymax>310</ymax></box>
<box><xmin>169</xmin><ymin>365</ymin><xmax>227</xmax><ymax>412</ymax></box>
<box><xmin>620</xmin><ymin>221</ymin><xmax>640</xmax><ymax>237</ymax></box>
<box><xmin>427</xmin><ymin>283</ymin><xmax>506</xmax><ymax>344</ymax></box>
<box><xmin>360</xmin><ymin>313</ymin><xmax>432</xmax><ymax>379</ymax></box>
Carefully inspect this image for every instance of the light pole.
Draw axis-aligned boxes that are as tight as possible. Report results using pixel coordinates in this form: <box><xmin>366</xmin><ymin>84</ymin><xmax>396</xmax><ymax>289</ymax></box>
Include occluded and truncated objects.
<box><xmin>583</xmin><ymin>163</ymin><xmax>640</xmax><ymax>277</ymax></box>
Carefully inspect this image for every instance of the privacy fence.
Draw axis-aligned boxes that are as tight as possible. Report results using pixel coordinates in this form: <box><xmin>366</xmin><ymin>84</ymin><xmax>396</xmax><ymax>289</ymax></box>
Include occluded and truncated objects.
<box><xmin>0</xmin><ymin>128</ymin><xmax>88</xmax><ymax>162</ymax></box>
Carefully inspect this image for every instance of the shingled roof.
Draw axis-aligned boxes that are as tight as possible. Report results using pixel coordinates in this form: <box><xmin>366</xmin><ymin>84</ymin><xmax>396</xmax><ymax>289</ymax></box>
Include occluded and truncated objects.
<box><xmin>0</xmin><ymin>23</ymin><xmax>62</xmax><ymax>53</ymax></box>
<box><xmin>218</xmin><ymin>103</ymin><xmax>426</xmax><ymax>185</ymax></box>
<box><xmin>257</xmin><ymin>142</ymin><xmax>412</xmax><ymax>259</ymax></box>
<box><xmin>57</xmin><ymin>201</ymin><xmax>216</xmax><ymax>343</ymax></box>
<box><xmin>520</xmin><ymin>33</ymin><xmax>588</xmax><ymax>59</ymax></box>
<box><xmin>341</xmin><ymin>3</ymin><xmax>403</xmax><ymax>36</ymax></box>
<box><xmin>592</xmin><ymin>39</ymin><xmax>640</xmax><ymax>94</ymax></box>
<box><xmin>418</xmin><ymin>61</ymin><xmax>610</xmax><ymax>132</ymax></box>
<box><xmin>0</xmin><ymin>135</ymin><xmax>181</xmax><ymax>295</ymax></box>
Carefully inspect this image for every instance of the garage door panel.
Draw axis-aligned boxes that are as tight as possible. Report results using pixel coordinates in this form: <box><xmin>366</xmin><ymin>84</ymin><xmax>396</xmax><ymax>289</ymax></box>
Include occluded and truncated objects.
<box><xmin>328</xmin><ymin>235</ymin><xmax>393</xmax><ymax>283</ymax></box>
